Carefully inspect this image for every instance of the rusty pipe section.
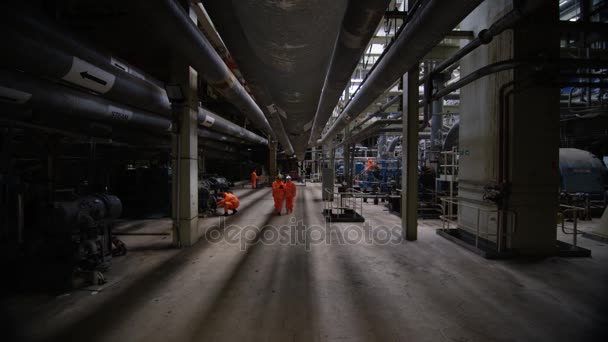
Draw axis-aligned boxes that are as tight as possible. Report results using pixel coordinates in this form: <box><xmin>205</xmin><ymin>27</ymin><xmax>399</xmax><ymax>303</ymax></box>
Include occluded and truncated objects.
<box><xmin>320</xmin><ymin>0</ymin><xmax>484</xmax><ymax>145</ymax></box>
<box><xmin>308</xmin><ymin>0</ymin><xmax>390</xmax><ymax>146</ymax></box>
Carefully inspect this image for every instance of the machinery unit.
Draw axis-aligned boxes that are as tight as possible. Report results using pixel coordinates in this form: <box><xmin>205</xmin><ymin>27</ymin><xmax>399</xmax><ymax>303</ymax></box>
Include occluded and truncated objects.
<box><xmin>559</xmin><ymin>148</ymin><xmax>608</xmax><ymax>217</ymax></box>
<box><xmin>50</xmin><ymin>193</ymin><xmax>124</xmax><ymax>284</ymax></box>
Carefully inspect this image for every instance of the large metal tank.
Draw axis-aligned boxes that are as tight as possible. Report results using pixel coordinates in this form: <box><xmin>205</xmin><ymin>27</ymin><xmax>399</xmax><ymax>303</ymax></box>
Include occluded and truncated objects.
<box><xmin>559</xmin><ymin>148</ymin><xmax>607</xmax><ymax>195</ymax></box>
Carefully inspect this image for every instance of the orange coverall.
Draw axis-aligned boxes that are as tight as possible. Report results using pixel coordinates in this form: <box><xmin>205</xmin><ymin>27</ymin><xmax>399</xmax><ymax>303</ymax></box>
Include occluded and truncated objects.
<box><xmin>251</xmin><ymin>171</ymin><xmax>258</xmax><ymax>189</ymax></box>
<box><xmin>218</xmin><ymin>193</ymin><xmax>240</xmax><ymax>214</ymax></box>
<box><xmin>285</xmin><ymin>180</ymin><xmax>296</xmax><ymax>213</ymax></box>
<box><xmin>271</xmin><ymin>180</ymin><xmax>285</xmax><ymax>214</ymax></box>
<box><xmin>366</xmin><ymin>158</ymin><xmax>374</xmax><ymax>171</ymax></box>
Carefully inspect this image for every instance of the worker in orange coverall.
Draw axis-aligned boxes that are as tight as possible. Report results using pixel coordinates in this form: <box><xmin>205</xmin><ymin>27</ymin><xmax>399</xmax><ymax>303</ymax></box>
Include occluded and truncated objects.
<box><xmin>284</xmin><ymin>175</ymin><xmax>297</xmax><ymax>214</ymax></box>
<box><xmin>217</xmin><ymin>192</ymin><xmax>240</xmax><ymax>216</ymax></box>
<box><xmin>366</xmin><ymin>158</ymin><xmax>374</xmax><ymax>171</ymax></box>
<box><xmin>251</xmin><ymin>169</ymin><xmax>258</xmax><ymax>189</ymax></box>
<box><xmin>271</xmin><ymin>175</ymin><xmax>286</xmax><ymax>215</ymax></box>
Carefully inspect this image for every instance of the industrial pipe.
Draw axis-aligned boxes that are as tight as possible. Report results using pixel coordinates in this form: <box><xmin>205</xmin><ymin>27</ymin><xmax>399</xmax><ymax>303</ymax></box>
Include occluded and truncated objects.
<box><xmin>0</xmin><ymin>8</ymin><xmax>269</xmax><ymax>148</ymax></box>
<box><xmin>199</xmin><ymin>139</ymin><xmax>238</xmax><ymax>154</ymax></box>
<box><xmin>0</xmin><ymin>69</ymin><xmax>172</xmax><ymax>132</ymax></box>
<box><xmin>198</xmin><ymin>107</ymin><xmax>268</xmax><ymax>145</ymax></box>
<box><xmin>320</xmin><ymin>0</ymin><xmax>484</xmax><ymax>144</ymax></box>
<box><xmin>427</xmin><ymin>8</ymin><xmax>524</xmax><ymax>80</ymax></box>
<box><xmin>388</xmin><ymin>137</ymin><xmax>402</xmax><ymax>153</ymax></box>
<box><xmin>138</xmin><ymin>0</ymin><xmax>273</xmax><ymax>135</ymax></box>
<box><xmin>194</xmin><ymin>1</ymin><xmax>297</xmax><ymax>156</ymax></box>
<box><xmin>308</xmin><ymin>0</ymin><xmax>390</xmax><ymax>145</ymax></box>
<box><xmin>343</xmin><ymin>119</ymin><xmax>402</xmax><ymax>145</ymax></box>
<box><xmin>433</xmin><ymin>60</ymin><xmax>523</xmax><ymax>100</ymax></box>
<box><xmin>0</xmin><ymin>10</ymin><xmax>171</xmax><ymax>115</ymax></box>
<box><xmin>198</xmin><ymin>128</ymin><xmax>249</xmax><ymax>145</ymax></box>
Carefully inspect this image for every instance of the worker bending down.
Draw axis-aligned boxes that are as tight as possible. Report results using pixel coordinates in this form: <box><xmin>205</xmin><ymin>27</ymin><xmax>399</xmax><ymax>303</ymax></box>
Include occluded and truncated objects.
<box><xmin>251</xmin><ymin>169</ymin><xmax>258</xmax><ymax>189</ymax></box>
<box><xmin>218</xmin><ymin>192</ymin><xmax>240</xmax><ymax>216</ymax></box>
<box><xmin>271</xmin><ymin>175</ymin><xmax>285</xmax><ymax>215</ymax></box>
<box><xmin>285</xmin><ymin>176</ymin><xmax>297</xmax><ymax>214</ymax></box>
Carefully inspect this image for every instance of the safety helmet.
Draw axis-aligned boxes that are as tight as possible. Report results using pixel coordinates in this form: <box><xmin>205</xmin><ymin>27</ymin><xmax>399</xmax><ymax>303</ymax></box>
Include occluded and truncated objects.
<box><xmin>286</xmin><ymin>176</ymin><xmax>292</xmax><ymax>180</ymax></box>
<box><xmin>277</xmin><ymin>174</ymin><xmax>283</xmax><ymax>179</ymax></box>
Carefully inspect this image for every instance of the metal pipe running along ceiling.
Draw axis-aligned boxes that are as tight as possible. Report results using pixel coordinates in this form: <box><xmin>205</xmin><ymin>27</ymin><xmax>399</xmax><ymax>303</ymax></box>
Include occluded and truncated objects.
<box><xmin>202</xmin><ymin>0</ymin><xmax>348</xmax><ymax>160</ymax></box>
<box><xmin>0</xmin><ymin>6</ymin><xmax>268</xmax><ymax>147</ymax></box>
<box><xmin>136</xmin><ymin>0</ymin><xmax>274</xmax><ymax>136</ymax></box>
<box><xmin>319</xmin><ymin>0</ymin><xmax>484</xmax><ymax>145</ymax></box>
<box><xmin>193</xmin><ymin>0</ymin><xmax>298</xmax><ymax>156</ymax></box>
<box><xmin>0</xmin><ymin>69</ymin><xmax>172</xmax><ymax>133</ymax></box>
<box><xmin>0</xmin><ymin>69</ymin><xmax>267</xmax><ymax>146</ymax></box>
<box><xmin>308</xmin><ymin>0</ymin><xmax>390</xmax><ymax>146</ymax></box>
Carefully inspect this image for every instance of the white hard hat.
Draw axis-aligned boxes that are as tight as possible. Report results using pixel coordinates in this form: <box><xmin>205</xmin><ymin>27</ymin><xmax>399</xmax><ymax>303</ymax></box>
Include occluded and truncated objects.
<box><xmin>286</xmin><ymin>176</ymin><xmax>292</xmax><ymax>180</ymax></box>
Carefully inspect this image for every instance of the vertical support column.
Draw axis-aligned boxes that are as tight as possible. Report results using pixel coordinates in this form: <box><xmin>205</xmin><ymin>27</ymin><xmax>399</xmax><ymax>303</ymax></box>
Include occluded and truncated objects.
<box><xmin>343</xmin><ymin>129</ymin><xmax>351</xmax><ymax>188</ymax></box>
<box><xmin>401</xmin><ymin>65</ymin><xmax>420</xmax><ymax>241</ymax></box>
<box><xmin>431</xmin><ymin>73</ymin><xmax>445</xmax><ymax>152</ymax></box>
<box><xmin>506</xmin><ymin>0</ymin><xmax>560</xmax><ymax>255</ymax></box>
<box><xmin>342</xmin><ymin>81</ymin><xmax>352</xmax><ymax>189</ymax></box>
<box><xmin>350</xmin><ymin>142</ymin><xmax>356</xmax><ymax>189</ymax></box>
<box><xmin>268</xmin><ymin>140</ymin><xmax>278</xmax><ymax>179</ymax></box>
<box><xmin>171</xmin><ymin>62</ymin><xmax>199</xmax><ymax>247</ymax></box>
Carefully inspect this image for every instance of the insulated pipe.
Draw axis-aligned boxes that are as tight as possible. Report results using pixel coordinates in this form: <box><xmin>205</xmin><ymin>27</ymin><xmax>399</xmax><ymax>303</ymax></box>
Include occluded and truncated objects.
<box><xmin>351</xmin><ymin>95</ymin><xmax>401</xmax><ymax>132</ymax></box>
<box><xmin>342</xmin><ymin>119</ymin><xmax>402</xmax><ymax>145</ymax></box>
<box><xmin>0</xmin><ymin>69</ymin><xmax>172</xmax><ymax>132</ymax></box>
<box><xmin>425</xmin><ymin>8</ymin><xmax>524</xmax><ymax>81</ymax></box>
<box><xmin>308</xmin><ymin>0</ymin><xmax>390</xmax><ymax>145</ymax></box>
<box><xmin>0</xmin><ymin>11</ymin><xmax>171</xmax><ymax>115</ymax></box>
<box><xmin>194</xmin><ymin>1</ymin><xmax>296</xmax><ymax>156</ymax></box>
<box><xmin>320</xmin><ymin>0</ymin><xmax>484</xmax><ymax>144</ymax></box>
<box><xmin>199</xmin><ymin>139</ymin><xmax>238</xmax><ymax>153</ymax></box>
<box><xmin>138</xmin><ymin>0</ymin><xmax>273</xmax><ymax>135</ymax></box>
<box><xmin>198</xmin><ymin>107</ymin><xmax>268</xmax><ymax>146</ymax></box>
<box><xmin>388</xmin><ymin>136</ymin><xmax>402</xmax><ymax>153</ymax></box>
<box><xmin>198</xmin><ymin>128</ymin><xmax>249</xmax><ymax>145</ymax></box>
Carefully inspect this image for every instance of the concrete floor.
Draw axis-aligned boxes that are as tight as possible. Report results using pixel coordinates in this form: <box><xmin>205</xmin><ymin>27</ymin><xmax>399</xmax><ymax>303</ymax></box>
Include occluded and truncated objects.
<box><xmin>3</xmin><ymin>183</ymin><xmax>608</xmax><ymax>342</ymax></box>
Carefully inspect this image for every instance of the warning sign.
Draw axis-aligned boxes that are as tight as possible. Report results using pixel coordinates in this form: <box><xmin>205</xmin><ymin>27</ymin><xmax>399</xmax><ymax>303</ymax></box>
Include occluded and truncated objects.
<box><xmin>63</xmin><ymin>57</ymin><xmax>116</xmax><ymax>94</ymax></box>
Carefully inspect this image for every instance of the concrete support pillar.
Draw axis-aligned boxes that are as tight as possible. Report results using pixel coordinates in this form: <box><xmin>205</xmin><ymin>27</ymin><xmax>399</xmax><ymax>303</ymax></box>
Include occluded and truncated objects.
<box><xmin>171</xmin><ymin>62</ymin><xmax>199</xmax><ymax>247</ymax></box>
<box><xmin>268</xmin><ymin>140</ymin><xmax>278</xmax><ymax>179</ymax></box>
<box><xmin>402</xmin><ymin>65</ymin><xmax>419</xmax><ymax>241</ymax></box>
<box><xmin>505</xmin><ymin>0</ymin><xmax>560</xmax><ymax>255</ymax></box>
<box><xmin>459</xmin><ymin>0</ymin><xmax>559</xmax><ymax>255</ymax></box>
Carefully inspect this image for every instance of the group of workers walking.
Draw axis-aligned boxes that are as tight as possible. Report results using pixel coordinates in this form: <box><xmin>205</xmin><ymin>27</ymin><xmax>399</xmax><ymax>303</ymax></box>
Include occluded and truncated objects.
<box><xmin>218</xmin><ymin>170</ymin><xmax>297</xmax><ymax>217</ymax></box>
<box><xmin>271</xmin><ymin>175</ymin><xmax>296</xmax><ymax>215</ymax></box>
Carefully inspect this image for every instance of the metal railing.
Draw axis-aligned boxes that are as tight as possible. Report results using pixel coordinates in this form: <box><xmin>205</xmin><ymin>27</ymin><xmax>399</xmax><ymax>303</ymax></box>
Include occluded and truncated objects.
<box><xmin>559</xmin><ymin>203</ymin><xmax>586</xmax><ymax>248</ymax></box>
<box><xmin>439</xmin><ymin>197</ymin><xmax>516</xmax><ymax>252</ymax></box>
<box><xmin>324</xmin><ymin>188</ymin><xmax>364</xmax><ymax>218</ymax></box>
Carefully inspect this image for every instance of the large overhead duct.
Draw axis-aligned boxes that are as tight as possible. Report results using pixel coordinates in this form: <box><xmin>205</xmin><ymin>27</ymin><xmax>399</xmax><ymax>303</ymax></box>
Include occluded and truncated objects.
<box><xmin>308</xmin><ymin>0</ymin><xmax>390</xmax><ymax>145</ymax></box>
<box><xmin>192</xmin><ymin>1</ymin><xmax>294</xmax><ymax>156</ymax></box>
<box><xmin>203</xmin><ymin>0</ymin><xmax>348</xmax><ymax>159</ymax></box>
<box><xmin>136</xmin><ymin>0</ymin><xmax>273</xmax><ymax>135</ymax></box>
<box><xmin>320</xmin><ymin>0</ymin><xmax>484</xmax><ymax>144</ymax></box>
<box><xmin>0</xmin><ymin>10</ymin><xmax>171</xmax><ymax>115</ymax></box>
<box><xmin>0</xmin><ymin>69</ymin><xmax>172</xmax><ymax>132</ymax></box>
